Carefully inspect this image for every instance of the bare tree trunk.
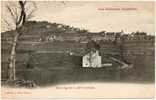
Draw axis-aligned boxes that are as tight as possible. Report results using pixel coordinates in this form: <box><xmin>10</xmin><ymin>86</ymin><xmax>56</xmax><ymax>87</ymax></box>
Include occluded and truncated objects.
<box><xmin>7</xmin><ymin>1</ymin><xmax>27</xmax><ymax>81</ymax></box>
<box><xmin>8</xmin><ymin>33</ymin><xmax>19</xmax><ymax>81</ymax></box>
<box><xmin>5</xmin><ymin>1</ymin><xmax>36</xmax><ymax>81</ymax></box>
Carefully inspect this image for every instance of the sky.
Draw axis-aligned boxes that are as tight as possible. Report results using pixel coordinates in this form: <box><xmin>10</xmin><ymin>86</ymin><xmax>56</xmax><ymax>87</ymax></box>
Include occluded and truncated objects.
<box><xmin>1</xmin><ymin>1</ymin><xmax>155</xmax><ymax>35</ymax></box>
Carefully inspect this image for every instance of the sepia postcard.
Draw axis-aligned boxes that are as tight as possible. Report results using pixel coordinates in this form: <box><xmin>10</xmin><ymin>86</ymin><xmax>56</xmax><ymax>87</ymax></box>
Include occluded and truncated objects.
<box><xmin>0</xmin><ymin>0</ymin><xmax>155</xmax><ymax>99</ymax></box>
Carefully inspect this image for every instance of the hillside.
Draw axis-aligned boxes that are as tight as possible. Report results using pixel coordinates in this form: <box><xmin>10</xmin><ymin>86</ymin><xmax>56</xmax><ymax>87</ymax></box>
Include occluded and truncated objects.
<box><xmin>1</xmin><ymin>21</ymin><xmax>155</xmax><ymax>86</ymax></box>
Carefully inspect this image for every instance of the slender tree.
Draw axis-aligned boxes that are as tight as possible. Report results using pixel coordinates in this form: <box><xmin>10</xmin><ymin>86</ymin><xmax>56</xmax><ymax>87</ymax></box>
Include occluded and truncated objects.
<box><xmin>2</xmin><ymin>1</ymin><xmax>37</xmax><ymax>81</ymax></box>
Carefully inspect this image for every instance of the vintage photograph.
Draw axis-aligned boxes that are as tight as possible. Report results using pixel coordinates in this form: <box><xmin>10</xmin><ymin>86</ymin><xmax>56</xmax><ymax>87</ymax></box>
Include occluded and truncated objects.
<box><xmin>1</xmin><ymin>0</ymin><xmax>155</xmax><ymax>99</ymax></box>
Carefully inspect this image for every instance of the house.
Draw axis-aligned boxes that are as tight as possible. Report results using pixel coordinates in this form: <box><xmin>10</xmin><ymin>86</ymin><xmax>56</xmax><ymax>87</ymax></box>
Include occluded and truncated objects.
<box><xmin>82</xmin><ymin>50</ymin><xmax>102</xmax><ymax>68</ymax></box>
<box><xmin>82</xmin><ymin>40</ymin><xmax>102</xmax><ymax>68</ymax></box>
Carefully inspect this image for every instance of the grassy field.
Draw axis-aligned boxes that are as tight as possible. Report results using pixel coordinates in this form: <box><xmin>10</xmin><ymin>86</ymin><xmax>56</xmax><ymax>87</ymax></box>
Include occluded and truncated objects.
<box><xmin>1</xmin><ymin>41</ymin><xmax>154</xmax><ymax>86</ymax></box>
<box><xmin>10</xmin><ymin>52</ymin><xmax>154</xmax><ymax>86</ymax></box>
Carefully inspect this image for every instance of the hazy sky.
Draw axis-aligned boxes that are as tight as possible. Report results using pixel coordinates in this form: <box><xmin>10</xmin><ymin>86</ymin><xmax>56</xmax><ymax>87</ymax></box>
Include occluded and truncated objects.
<box><xmin>1</xmin><ymin>1</ymin><xmax>155</xmax><ymax>34</ymax></box>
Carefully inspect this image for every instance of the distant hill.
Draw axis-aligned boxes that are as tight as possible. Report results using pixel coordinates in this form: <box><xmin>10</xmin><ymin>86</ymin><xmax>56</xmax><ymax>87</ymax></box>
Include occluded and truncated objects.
<box><xmin>22</xmin><ymin>21</ymin><xmax>88</xmax><ymax>34</ymax></box>
<box><xmin>1</xmin><ymin>21</ymin><xmax>90</xmax><ymax>42</ymax></box>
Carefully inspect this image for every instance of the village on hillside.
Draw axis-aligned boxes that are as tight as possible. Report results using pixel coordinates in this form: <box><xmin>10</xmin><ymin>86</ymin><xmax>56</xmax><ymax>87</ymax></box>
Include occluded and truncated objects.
<box><xmin>1</xmin><ymin>21</ymin><xmax>155</xmax><ymax>87</ymax></box>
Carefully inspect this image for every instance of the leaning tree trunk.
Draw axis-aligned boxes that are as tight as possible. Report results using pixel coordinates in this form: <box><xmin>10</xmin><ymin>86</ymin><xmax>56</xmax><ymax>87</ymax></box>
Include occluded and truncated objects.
<box><xmin>7</xmin><ymin>1</ymin><xmax>26</xmax><ymax>81</ymax></box>
<box><xmin>8</xmin><ymin>33</ymin><xmax>19</xmax><ymax>81</ymax></box>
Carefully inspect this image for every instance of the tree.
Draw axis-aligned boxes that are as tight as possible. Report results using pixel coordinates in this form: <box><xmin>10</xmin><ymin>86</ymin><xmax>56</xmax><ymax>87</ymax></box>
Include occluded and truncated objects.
<box><xmin>2</xmin><ymin>1</ymin><xmax>37</xmax><ymax>81</ymax></box>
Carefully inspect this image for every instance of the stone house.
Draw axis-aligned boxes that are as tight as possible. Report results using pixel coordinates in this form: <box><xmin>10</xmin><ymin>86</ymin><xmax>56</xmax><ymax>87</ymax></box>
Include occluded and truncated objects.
<box><xmin>82</xmin><ymin>40</ymin><xmax>102</xmax><ymax>68</ymax></box>
<box><xmin>82</xmin><ymin>50</ymin><xmax>102</xmax><ymax>68</ymax></box>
